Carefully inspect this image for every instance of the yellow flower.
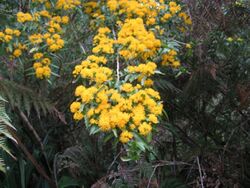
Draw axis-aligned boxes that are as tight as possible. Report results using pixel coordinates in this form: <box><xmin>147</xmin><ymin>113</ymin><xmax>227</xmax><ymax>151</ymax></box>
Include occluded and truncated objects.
<box><xmin>73</xmin><ymin>111</ymin><xmax>84</xmax><ymax>120</ymax></box>
<box><xmin>130</xmin><ymin>124</ymin><xmax>136</xmax><ymax>130</ymax></box>
<box><xmin>172</xmin><ymin>61</ymin><xmax>180</xmax><ymax>68</ymax></box>
<box><xmin>237</xmin><ymin>37</ymin><xmax>243</xmax><ymax>42</ymax></box>
<box><xmin>169</xmin><ymin>2</ymin><xmax>181</xmax><ymax>14</ymax></box>
<box><xmin>35</xmin><ymin>67</ymin><xmax>44</xmax><ymax>79</ymax></box>
<box><xmin>45</xmin><ymin>1</ymin><xmax>51</xmax><ymax>8</ymax></box>
<box><xmin>48</xmin><ymin>28</ymin><xmax>55</xmax><ymax>33</ymax></box>
<box><xmin>70</xmin><ymin>101</ymin><xmax>81</xmax><ymax>113</ymax></box>
<box><xmin>98</xmin><ymin>110</ymin><xmax>112</xmax><ymax>131</ymax></box>
<box><xmin>4</xmin><ymin>35</ymin><xmax>12</xmax><ymax>42</ymax></box>
<box><xmin>17</xmin><ymin>12</ymin><xmax>33</xmax><ymax>23</ymax></box>
<box><xmin>144</xmin><ymin>79</ymin><xmax>154</xmax><ymax>87</ymax></box>
<box><xmin>87</xmin><ymin>108</ymin><xmax>95</xmax><ymax>118</ymax></box>
<box><xmin>29</xmin><ymin>34</ymin><xmax>43</xmax><ymax>44</ymax></box>
<box><xmin>33</xmin><ymin>53</ymin><xmax>44</xmax><ymax>59</ymax></box>
<box><xmin>39</xmin><ymin>10</ymin><xmax>51</xmax><ymax>18</ymax></box>
<box><xmin>75</xmin><ymin>85</ymin><xmax>86</xmax><ymax>96</ymax></box>
<box><xmin>128</xmin><ymin>62</ymin><xmax>157</xmax><ymax>76</ymax></box>
<box><xmin>148</xmin><ymin>114</ymin><xmax>158</xmax><ymax>124</ymax></box>
<box><xmin>138</xmin><ymin>122</ymin><xmax>152</xmax><ymax>136</ymax></box>
<box><xmin>33</xmin><ymin>62</ymin><xmax>42</xmax><ymax>69</ymax></box>
<box><xmin>227</xmin><ymin>37</ymin><xmax>233</xmax><ymax>42</ymax></box>
<box><xmin>121</xmin><ymin>83</ymin><xmax>134</xmax><ymax>93</ymax></box>
<box><xmin>56</xmin><ymin>0</ymin><xmax>81</xmax><ymax>10</ymax></box>
<box><xmin>132</xmin><ymin>104</ymin><xmax>146</xmax><ymax>126</ymax></box>
<box><xmin>0</xmin><ymin>32</ymin><xmax>4</xmax><ymax>38</ymax></box>
<box><xmin>13</xmin><ymin>30</ymin><xmax>21</xmax><ymax>36</ymax></box>
<box><xmin>61</xmin><ymin>16</ymin><xmax>69</xmax><ymax>24</ymax></box>
<box><xmin>43</xmin><ymin>66</ymin><xmax>51</xmax><ymax>78</ymax></box>
<box><xmin>43</xmin><ymin>33</ymin><xmax>51</xmax><ymax>39</ymax></box>
<box><xmin>5</xmin><ymin>28</ymin><xmax>13</xmax><ymax>35</ymax></box>
<box><xmin>186</xmin><ymin>43</ymin><xmax>192</xmax><ymax>49</ymax></box>
<box><xmin>117</xmin><ymin>18</ymin><xmax>161</xmax><ymax>59</ymax></box>
<box><xmin>119</xmin><ymin>130</ymin><xmax>133</xmax><ymax>143</ymax></box>
<box><xmin>13</xmin><ymin>49</ymin><xmax>22</xmax><ymax>57</ymax></box>
<box><xmin>42</xmin><ymin>58</ymin><xmax>51</xmax><ymax>65</ymax></box>
<box><xmin>161</xmin><ymin>13</ymin><xmax>172</xmax><ymax>22</ymax></box>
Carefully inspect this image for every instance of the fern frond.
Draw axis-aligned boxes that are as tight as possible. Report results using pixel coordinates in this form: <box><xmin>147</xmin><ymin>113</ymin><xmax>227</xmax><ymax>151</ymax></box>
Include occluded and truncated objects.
<box><xmin>0</xmin><ymin>95</ymin><xmax>16</xmax><ymax>173</ymax></box>
<box><xmin>0</xmin><ymin>79</ymin><xmax>54</xmax><ymax>116</ymax></box>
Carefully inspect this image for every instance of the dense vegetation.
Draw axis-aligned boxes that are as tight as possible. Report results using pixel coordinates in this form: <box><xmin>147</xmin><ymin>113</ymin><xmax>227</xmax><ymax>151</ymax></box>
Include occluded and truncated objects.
<box><xmin>0</xmin><ymin>0</ymin><xmax>249</xmax><ymax>187</ymax></box>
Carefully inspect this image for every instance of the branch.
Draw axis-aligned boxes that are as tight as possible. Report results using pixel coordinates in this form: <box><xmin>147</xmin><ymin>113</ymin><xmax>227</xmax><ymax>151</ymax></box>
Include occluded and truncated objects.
<box><xmin>8</xmin><ymin>128</ymin><xmax>57</xmax><ymax>188</ymax></box>
<box><xmin>17</xmin><ymin>109</ymin><xmax>53</xmax><ymax>175</ymax></box>
<box><xmin>197</xmin><ymin>156</ymin><xmax>205</xmax><ymax>188</ymax></box>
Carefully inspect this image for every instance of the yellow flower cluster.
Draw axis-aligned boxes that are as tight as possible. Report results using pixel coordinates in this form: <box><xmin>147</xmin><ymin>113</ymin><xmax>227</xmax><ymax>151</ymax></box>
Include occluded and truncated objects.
<box><xmin>71</xmin><ymin>0</ymin><xmax>191</xmax><ymax>146</ymax></box>
<box><xmin>56</xmin><ymin>0</ymin><xmax>81</xmax><ymax>10</ymax></box>
<box><xmin>120</xmin><ymin>130</ymin><xmax>133</xmax><ymax>143</ymax></box>
<box><xmin>25</xmin><ymin>13</ymin><xmax>66</xmax><ymax>78</ymax></box>
<box><xmin>70</xmin><ymin>84</ymin><xmax>162</xmax><ymax>142</ymax></box>
<box><xmin>178</xmin><ymin>12</ymin><xmax>192</xmax><ymax>25</ymax></box>
<box><xmin>70</xmin><ymin>0</ymin><xmax>175</xmax><ymax>145</ymax></box>
<box><xmin>29</xmin><ymin>34</ymin><xmax>43</xmax><ymax>44</ymax></box>
<box><xmin>17</xmin><ymin>12</ymin><xmax>33</xmax><ymax>23</ymax></box>
<box><xmin>128</xmin><ymin>62</ymin><xmax>157</xmax><ymax>76</ymax></box>
<box><xmin>12</xmin><ymin>43</ymin><xmax>27</xmax><ymax>58</ymax></box>
<box><xmin>169</xmin><ymin>1</ymin><xmax>181</xmax><ymax>14</ymax></box>
<box><xmin>0</xmin><ymin>28</ymin><xmax>20</xmax><ymax>43</ymax></box>
<box><xmin>39</xmin><ymin>10</ymin><xmax>51</xmax><ymax>18</ymax></box>
<box><xmin>33</xmin><ymin>53</ymin><xmax>52</xmax><ymax>79</ymax></box>
<box><xmin>73</xmin><ymin>55</ymin><xmax>113</xmax><ymax>84</ymax></box>
<box><xmin>161</xmin><ymin>13</ymin><xmax>172</xmax><ymax>22</ymax></box>
<box><xmin>107</xmin><ymin>0</ymin><xmax>164</xmax><ymax>25</ymax></box>
<box><xmin>0</xmin><ymin>0</ymin><xmax>76</xmax><ymax>81</ymax></box>
<box><xmin>117</xmin><ymin>18</ymin><xmax>161</xmax><ymax>60</ymax></box>
<box><xmin>0</xmin><ymin>28</ymin><xmax>25</xmax><ymax>59</ymax></box>
<box><xmin>46</xmin><ymin>33</ymin><xmax>65</xmax><ymax>52</ymax></box>
<box><xmin>28</xmin><ymin>13</ymin><xmax>68</xmax><ymax>78</ymax></box>
<box><xmin>162</xmin><ymin>50</ymin><xmax>180</xmax><ymax>68</ymax></box>
<box><xmin>84</xmin><ymin>2</ymin><xmax>98</xmax><ymax>14</ymax></box>
<box><xmin>71</xmin><ymin>25</ymin><xmax>163</xmax><ymax>143</ymax></box>
<box><xmin>92</xmin><ymin>28</ymin><xmax>114</xmax><ymax>54</ymax></box>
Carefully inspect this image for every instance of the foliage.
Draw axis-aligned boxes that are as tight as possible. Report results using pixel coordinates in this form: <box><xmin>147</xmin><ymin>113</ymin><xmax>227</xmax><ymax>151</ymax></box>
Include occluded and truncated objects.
<box><xmin>0</xmin><ymin>96</ymin><xmax>15</xmax><ymax>173</ymax></box>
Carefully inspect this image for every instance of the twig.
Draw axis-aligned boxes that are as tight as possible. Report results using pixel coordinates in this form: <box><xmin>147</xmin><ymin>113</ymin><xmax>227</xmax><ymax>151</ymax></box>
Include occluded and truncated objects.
<box><xmin>222</xmin><ymin>127</ymin><xmax>238</xmax><ymax>155</ymax></box>
<box><xmin>147</xmin><ymin>164</ymin><xmax>159</xmax><ymax>188</ymax></box>
<box><xmin>116</xmin><ymin>55</ymin><xmax>120</xmax><ymax>85</ymax></box>
<box><xmin>17</xmin><ymin>109</ymin><xmax>53</xmax><ymax>175</ymax></box>
<box><xmin>53</xmin><ymin>153</ymin><xmax>59</xmax><ymax>188</ymax></box>
<box><xmin>111</xmin><ymin>27</ymin><xmax>120</xmax><ymax>86</ymax></box>
<box><xmin>8</xmin><ymin>128</ymin><xmax>57</xmax><ymax>188</ymax></box>
<box><xmin>196</xmin><ymin>156</ymin><xmax>204</xmax><ymax>188</ymax></box>
<box><xmin>108</xmin><ymin>150</ymin><xmax>122</xmax><ymax>172</ymax></box>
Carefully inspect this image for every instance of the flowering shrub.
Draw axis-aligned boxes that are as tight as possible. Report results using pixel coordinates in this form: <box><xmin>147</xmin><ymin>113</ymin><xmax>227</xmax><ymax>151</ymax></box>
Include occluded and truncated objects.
<box><xmin>0</xmin><ymin>0</ymin><xmax>70</xmax><ymax>79</ymax></box>
<box><xmin>70</xmin><ymin>0</ymin><xmax>192</xmax><ymax>159</ymax></box>
<box><xmin>0</xmin><ymin>0</ymin><xmax>191</xmax><ymax>160</ymax></box>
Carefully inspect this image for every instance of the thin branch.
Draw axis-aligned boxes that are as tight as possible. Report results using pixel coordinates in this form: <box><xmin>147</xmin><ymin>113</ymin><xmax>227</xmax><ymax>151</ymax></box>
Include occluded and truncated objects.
<box><xmin>116</xmin><ymin>55</ymin><xmax>120</xmax><ymax>85</ymax></box>
<box><xmin>147</xmin><ymin>164</ymin><xmax>159</xmax><ymax>188</ymax></box>
<box><xmin>197</xmin><ymin>156</ymin><xmax>205</xmax><ymax>188</ymax></box>
<box><xmin>8</xmin><ymin>128</ymin><xmax>56</xmax><ymax>188</ymax></box>
<box><xmin>17</xmin><ymin>109</ymin><xmax>53</xmax><ymax>175</ymax></box>
<box><xmin>108</xmin><ymin>150</ymin><xmax>122</xmax><ymax>172</ymax></box>
<box><xmin>111</xmin><ymin>26</ymin><xmax>120</xmax><ymax>86</ymax></box>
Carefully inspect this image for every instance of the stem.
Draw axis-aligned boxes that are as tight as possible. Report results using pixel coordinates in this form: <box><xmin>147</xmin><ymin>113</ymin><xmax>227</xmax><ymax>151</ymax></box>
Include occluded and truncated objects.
<box><xmin>112</xmin><ymin>27</ymin><xmax>120</xmax><ymax>86</ymax></box>
<box><xmin>197</xmin><ymin>156</ymin><xmax>205</xmax><ymax>188</ymax></box>
<box><xmin>116</xmin><ymin>55</ymin><xmax>120</xmax><ymax>85</ymax></box>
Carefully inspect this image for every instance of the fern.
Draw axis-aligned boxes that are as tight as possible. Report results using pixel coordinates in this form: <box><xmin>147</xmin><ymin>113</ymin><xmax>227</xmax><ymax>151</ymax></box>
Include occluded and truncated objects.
<box><xmin>0</xmin><ymin>95</ymin><xmax>16</xmax><ymax>173</ymax></box>
<box><xmin>0</xmin><ymin>79</ymin><xmax>54</xmax><ymax>117</ymax></box>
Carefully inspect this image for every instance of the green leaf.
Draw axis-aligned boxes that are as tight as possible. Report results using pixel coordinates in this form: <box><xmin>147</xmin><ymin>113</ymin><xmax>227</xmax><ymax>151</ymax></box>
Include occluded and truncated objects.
<box><xmin>58</xmin><ymin>176</ymin><xmax>79</xmax><ymax>188</ymax></box>
<box><xmin>89</xmin><ymin>126</ymin><xmax>100</xmax><ymax>135</ymax></box>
